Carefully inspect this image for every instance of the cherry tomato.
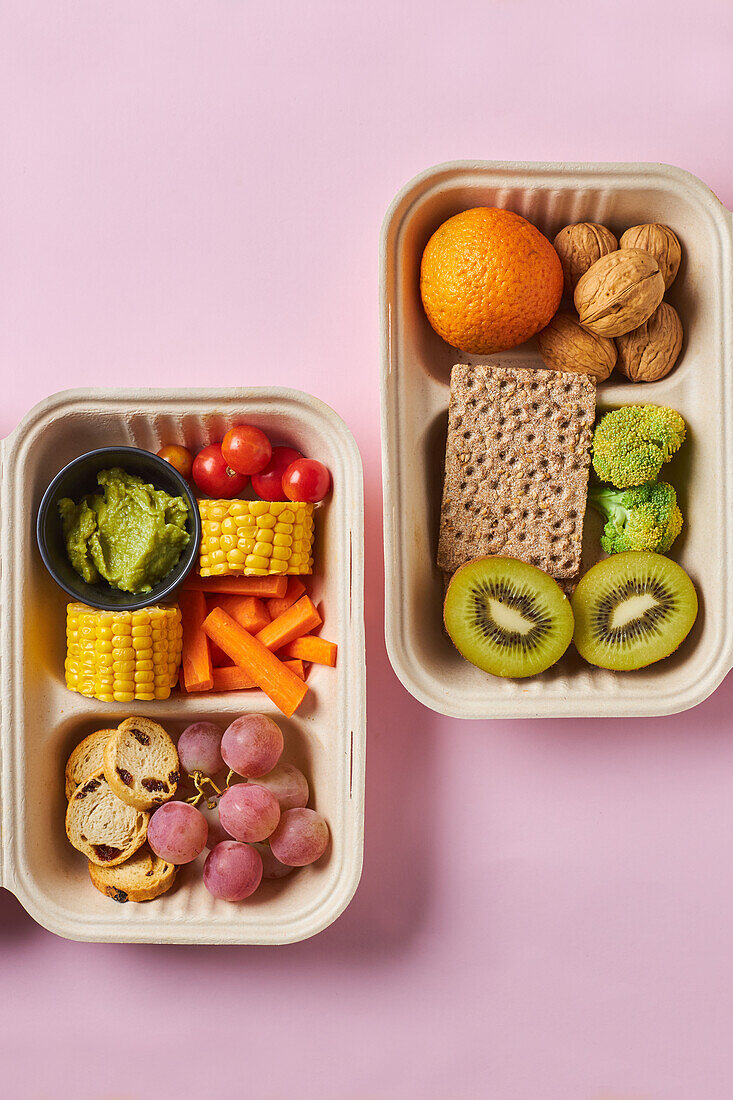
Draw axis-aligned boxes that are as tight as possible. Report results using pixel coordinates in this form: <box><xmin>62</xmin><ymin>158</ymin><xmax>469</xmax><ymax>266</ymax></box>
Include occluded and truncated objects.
<box><xmin>282</xmin><ymin>458</ymin><xmax>331</xmax><ymax>503</ymax></box>
<box><xmin>251</xmin><ymin>446</ymin><xmax>303</xmax><ymax>502</ymax></box>
<box><xmin>157</xmin><ymin>444</ymin><xmax>193</xmax><ymax>480</ymax></box>
<box><xmin>192</xmin><ymin>445</ymin><xmax>249</xmax><ymax>498</ymax></box>
<box><xmin>221</xmin><ymin>425</ymin><xmax>272</xmax><ymax>476</ymax></box>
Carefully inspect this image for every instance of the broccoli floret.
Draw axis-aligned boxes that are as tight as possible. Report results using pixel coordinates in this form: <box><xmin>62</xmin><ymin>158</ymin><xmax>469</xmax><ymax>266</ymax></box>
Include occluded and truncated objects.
<box><xmin>588</xmin><ymin>481</ymin><xmax>683</xmax><ymax>555</ymax></box>
<box><xmin>591</xmin><ymin>405</ymin><xmax>686</xmax><ymax>488</ymax></box>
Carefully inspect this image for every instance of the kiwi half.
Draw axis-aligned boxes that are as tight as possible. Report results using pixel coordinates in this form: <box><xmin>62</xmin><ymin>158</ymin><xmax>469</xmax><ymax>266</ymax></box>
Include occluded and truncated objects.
<box><xmin>571</xmin><ymin>551</ymin><xmax>697</xmax><ymax>671</ymax></box>
<box><xmin>444</xmin><ymin>557</ymin><xmax>574</xmax><ymax>678</ymax></box>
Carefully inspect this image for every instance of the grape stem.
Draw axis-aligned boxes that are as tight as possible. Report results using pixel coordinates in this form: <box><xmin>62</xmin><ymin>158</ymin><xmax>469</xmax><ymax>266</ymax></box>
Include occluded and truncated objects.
<box><xmin>185</xmin><ymin>769</ymin><xmax>237</xmax><ymax>809</ymax></box>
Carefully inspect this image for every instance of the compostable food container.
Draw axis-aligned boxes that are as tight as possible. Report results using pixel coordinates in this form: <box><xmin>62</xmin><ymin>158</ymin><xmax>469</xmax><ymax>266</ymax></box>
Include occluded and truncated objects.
<box><xmin>0</xmin><ymin>388</ymin><xmax>366</xmax><ymax>944</ymax></box>
<box><xmin>380</xmin><ymin>161</ymin><xmax>733</xmax><ymax>719</ymax></box>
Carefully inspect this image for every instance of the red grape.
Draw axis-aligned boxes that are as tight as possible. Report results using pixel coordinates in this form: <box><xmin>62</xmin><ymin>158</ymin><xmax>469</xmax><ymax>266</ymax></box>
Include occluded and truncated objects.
<box><xmin>252</xmin><ymin>842</ymin><xmax>294</xmax><ymax>880</ymax></box>
<box><xmin>203</xmin><ymin>841</ymin><xmax>263</xmax><ymax>901</ymax></box>
<box><xmin>218</xmin><ymin>783</ymin><xmax>281</xmax><ymax>843</ymax></box>
<box><xmin>147</xmin><ymin>802</ymin><xmax>208</xmax><ymax>864</ymax></box>
<box><xmin>255</xmin><ymin>763</ymin><xmax>309</xmax><ymax>811</ymax></box>
<box><xmin>199</xmin><ymin>799</ymin><xmax>233</xmax><ymax>850</ymax></box>
<box><xmin>177</xmin><ymin>722</ymin><xmax>224</xmax><ymax>776</ymax></box>
<box><xmin>268</xmin><ymin>807</ymin><xmax>329</xmax><ymax>867</ymax></box>
<box><xmin>221</xmin><ymin>713</ymin><xmax>284</xmax><ymax>778</ymax></box>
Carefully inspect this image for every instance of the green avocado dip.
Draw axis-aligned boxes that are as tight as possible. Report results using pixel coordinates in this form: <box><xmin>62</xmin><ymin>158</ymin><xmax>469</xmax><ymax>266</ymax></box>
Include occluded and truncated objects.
<box><xmin>58</xmin><ymin>467</ymin><xmax>190</xmax><ymax>594</ymax></box>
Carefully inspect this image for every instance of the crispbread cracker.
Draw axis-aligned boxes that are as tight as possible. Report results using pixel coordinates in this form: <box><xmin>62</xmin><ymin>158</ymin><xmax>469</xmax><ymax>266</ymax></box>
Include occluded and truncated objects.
<box><xmin>437</xmin><ymin>364</ymin><xmax>595</xmax><ymax>580</ymax></box>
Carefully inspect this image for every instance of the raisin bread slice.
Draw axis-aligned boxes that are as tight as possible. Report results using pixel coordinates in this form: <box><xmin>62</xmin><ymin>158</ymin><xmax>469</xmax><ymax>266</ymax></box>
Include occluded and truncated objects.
<box><xmin>65</xmin><ymin>770</ymin><xmax>149</xmax><ymax>867</ymax></box>
<box><xmin>103</xmin><ymin>716</ymin><xmax>180</xmax><ymax>811</ymax></box>
<box><xmin>65</xmin><ymin>729</ymin><xmax>116</xmax><ymax>800</ymax></box>
<box><xmin>88</xmin><ymin>845</ymin><xmax>177</xmax><ymax>902</ymax></box>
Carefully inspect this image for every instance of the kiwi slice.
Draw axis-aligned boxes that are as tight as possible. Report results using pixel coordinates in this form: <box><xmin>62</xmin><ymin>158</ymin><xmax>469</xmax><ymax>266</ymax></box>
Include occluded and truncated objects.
<box><xmin>443</xmin><ymin>557</ymin><xmax>574</xmax><ymax>678</ymax></box>
<box><xmin>572</xmin><ymin>551</ymin><xmax>697</xmax><ymax>671</ymax></box>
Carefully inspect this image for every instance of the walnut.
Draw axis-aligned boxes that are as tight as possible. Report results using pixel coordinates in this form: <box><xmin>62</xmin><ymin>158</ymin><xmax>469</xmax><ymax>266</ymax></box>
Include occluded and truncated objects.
<box><xmin>574</xmin><ymin>248</ymin><xmax>665</xmax><ymax>337</ymax></box>
<box><xmin>615</xmin><ymin>302</ymin><xmax>683</xmax><ymax>382</ymax></box>
<box><xmin>553</xmin><ymin>222</ymin><xmax>618</xmax><ymax>295</ymax></box>
<box><xmin>619</xmin><ymin>224</ymin><xmax>682</xmax><ymax>290</ymax></box>
<box><xmin>537</xmin><ymin>312</ymin><xmax>616</xmax><ymax>381</ymax></box>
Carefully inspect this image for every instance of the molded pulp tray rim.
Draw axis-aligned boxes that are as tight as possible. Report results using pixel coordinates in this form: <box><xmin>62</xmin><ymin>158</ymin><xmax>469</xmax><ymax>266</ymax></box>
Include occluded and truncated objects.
<box><xmin>379</xmin><ymin>160</ymin><xmax>733</xmax><ymax>719</ymax></box>
<box><xmin>0</xmin><ymin>386</ymin><xmax>366</xmax><ymax>944</ymax></box>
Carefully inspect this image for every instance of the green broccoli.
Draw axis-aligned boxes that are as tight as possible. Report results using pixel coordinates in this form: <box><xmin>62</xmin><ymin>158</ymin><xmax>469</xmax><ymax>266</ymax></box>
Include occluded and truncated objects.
<box><xmin>588</xmin><ymin>481</ymin><xmax>683</xmax><ymax>555</ymax></box>
<box><xmin>591</xmin><ymin>405</ymin><xmax>686</xmax><ymax>488</ymax></box>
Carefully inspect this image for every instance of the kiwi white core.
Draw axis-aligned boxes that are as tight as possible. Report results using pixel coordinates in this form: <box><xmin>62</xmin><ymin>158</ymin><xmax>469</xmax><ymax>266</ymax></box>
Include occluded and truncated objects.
<box><xmin>609</xmin><ymin>593</ymin><xmax>658</xmax><ymax>630</ymax></box>
<box><xmin>487</xmin><ymin>598</ymin><xmax>535</xmax><ymax>636</ymax></box>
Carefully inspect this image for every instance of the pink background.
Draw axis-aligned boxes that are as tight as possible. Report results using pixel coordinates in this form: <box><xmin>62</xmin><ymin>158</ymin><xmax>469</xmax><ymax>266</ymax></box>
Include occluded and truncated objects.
<box><xmin>2</xmin><ymin>2</ymin><xmax>733</xmax><ymax>1097</ymax></box>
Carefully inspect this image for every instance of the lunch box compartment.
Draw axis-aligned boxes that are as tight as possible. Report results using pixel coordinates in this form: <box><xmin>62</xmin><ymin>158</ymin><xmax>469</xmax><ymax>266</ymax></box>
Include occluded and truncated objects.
<box><xmin>380</xmin><ymin>162</ymin><xmax>733</xmax><ymax>718</ymax></box>
<box><xmin>0</xmin><ymin>388</ymin><xmax>365</xmax><ymax>944</ymax></box>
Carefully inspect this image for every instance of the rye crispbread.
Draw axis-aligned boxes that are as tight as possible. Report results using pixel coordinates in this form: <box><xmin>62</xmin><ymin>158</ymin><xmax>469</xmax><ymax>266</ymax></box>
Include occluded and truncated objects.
<box><xmin>437</xmin><ymin>364</ymin><xmax>596</xmax><ymax>581</ymax></box>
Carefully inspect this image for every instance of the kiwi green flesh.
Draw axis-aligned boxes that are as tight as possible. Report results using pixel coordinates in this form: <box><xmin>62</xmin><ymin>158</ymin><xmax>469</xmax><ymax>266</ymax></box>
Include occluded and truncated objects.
<box><xmin>444</xmin><ymin>557</ymin><xmax>574</xmax><ymax>678</ymax></box>
<box><xmin>571</xmin><ymin>551</ymin><xmax>698</xmax><ymax>671</ymax></box>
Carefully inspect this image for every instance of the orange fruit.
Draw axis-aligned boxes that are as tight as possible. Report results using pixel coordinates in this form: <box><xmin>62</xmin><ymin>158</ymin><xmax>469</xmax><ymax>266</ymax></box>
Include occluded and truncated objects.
<box><xmin>420</xmin><ymin>207</ymin><xmax>563</xmax><ymax>355</ymax></box>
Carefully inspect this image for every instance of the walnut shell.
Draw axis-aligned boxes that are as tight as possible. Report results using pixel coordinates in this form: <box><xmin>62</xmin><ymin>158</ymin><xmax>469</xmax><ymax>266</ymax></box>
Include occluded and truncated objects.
<box><xmin>616</xmin><ymin>302</ymin><xmax>683</xmax><ymax>382</ymax></box>
<box><xmin>620</xmin><ymin>224</ymin><xmax>681</xmax><ymax>290</ymax></box>
<box><xmin>553</xmin><ymin>222</ymin><xmax>618</xmax><ymax>296</ymax></box>
<box><xmin>574</xmin><ymin>248</ymin><xmax>665</xmax><ymax>338</ymax></box>
<box><xmin>537</xmin><ymin>312</ymin><xmax>617</xmax><ymax>381</ymax></box>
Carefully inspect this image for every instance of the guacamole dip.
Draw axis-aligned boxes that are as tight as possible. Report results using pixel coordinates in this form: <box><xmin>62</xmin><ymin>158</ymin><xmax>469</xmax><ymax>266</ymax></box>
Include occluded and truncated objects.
<box><xmin>59</xmin><ymin>467</ymin><xmax>190</xmax><ymax>593</ymax></box>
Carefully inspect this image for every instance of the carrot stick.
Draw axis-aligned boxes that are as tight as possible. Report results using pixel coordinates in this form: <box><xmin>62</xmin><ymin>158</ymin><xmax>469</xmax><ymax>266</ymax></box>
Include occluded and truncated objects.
<box><xmin>208</xmin><ymin>638</ymin><xmax>234</xmax><ymax>668</ymax></box>
<box><xmin>203</xmin><ymin>608</ymin><xmax>308</xmax><ymax>717</ymax></box>
<box><xmin>211</xmin><ymin>658</ymin><xmax>305</xmax><ymax>693</ymax></box>
<box><xmin>207</xmin><ymin>595</ymin><xmax>271</xmax><ymax>635</ymax></box>
<box><xmin>267</xmin><ymin>578</ymin><xmax>307</xmax><ymax>620</ymax></box>
<box><xmin>256</xmin><ymin>595</ymin><xmax>322</xmax><ymax>652</ymax></box>
<box><xmin>183</xmin><ymin>574</ymin><xmax>287</xmax><ymax>598</ymax></box>
<box><xmin>178</xmin><ymin>589</ymin><xmax>214</xmax><ymax>692</ymax></box>
<box><xmin>212</xmin><ymin>665</ymin><xmax>256</xmax><ymax>692</ymax></box>
<box><xmin>278</xmin><ymin>635</ymin><xmax>338</xmax><ymax>667</ymax></box>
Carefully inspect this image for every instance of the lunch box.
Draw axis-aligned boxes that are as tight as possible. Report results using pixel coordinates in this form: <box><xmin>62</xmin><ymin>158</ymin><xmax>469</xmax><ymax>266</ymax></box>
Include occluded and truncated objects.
<box><xmin>380</xmin><ymin>161</ymin><xmax>733</xmax><ymax>719</ymax></box>
<box><xmin>0</xmin><ymin>387</ymin><xmax>366</xmax><ymax>944</ymax></box>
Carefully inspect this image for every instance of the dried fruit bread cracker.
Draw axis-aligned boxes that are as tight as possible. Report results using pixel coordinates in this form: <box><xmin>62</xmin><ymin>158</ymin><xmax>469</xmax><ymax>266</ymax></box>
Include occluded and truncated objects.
<box><xmin>437</xmin><ymin>363</ymin><xmax>596</xmax><ymax>581</ymax></box>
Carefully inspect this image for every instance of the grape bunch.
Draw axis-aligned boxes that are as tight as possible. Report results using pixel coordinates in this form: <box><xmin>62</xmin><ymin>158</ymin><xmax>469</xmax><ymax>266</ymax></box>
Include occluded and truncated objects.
<box><xmin>146</xmin><ymin>713</ymin><xmax>329</xmax><ymax>902</ymax></box>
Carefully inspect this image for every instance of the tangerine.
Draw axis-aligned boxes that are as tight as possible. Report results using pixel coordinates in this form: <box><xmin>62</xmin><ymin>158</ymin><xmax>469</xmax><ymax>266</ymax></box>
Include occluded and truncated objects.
<box><xmin>420</xmin><ymin>207</ymin><xmax>563</xmax><ymax>355</ymax></box>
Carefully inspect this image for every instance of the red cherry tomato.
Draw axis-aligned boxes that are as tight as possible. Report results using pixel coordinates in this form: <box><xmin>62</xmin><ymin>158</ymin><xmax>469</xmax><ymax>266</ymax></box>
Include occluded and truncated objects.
<box><xmin>251</xmin><ymin>446</ymin><xmax>303</xmax><ymax>502</ymax></box>
<box><xmin>221</xmin><ymin>425</ymin><xmax>272</xmax><ymax>476</ymax></box>
<box><xmin>192</xmin><ymin>445</ymin><xmax>249</xmax><ymax>498</ymax></box>
<box><xmin>282</xmin><ymin>458</ymin><xmax>331</xmax><ymax>503</ymax></box>
<box><xmin>157</xmin><ymin>444</ymin><xmax>193</xmax><ymax>480</ymax></box>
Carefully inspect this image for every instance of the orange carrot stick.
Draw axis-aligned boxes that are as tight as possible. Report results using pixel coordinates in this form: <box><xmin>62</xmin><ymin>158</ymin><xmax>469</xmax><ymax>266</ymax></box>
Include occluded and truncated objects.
<box><xmin>211</xmin><ymin>658</ymin><xmax>305</xmax><ymax>693</ymax></box>
<box><xmin>255</xmin><ymin>595</ymin><xmax>322</xmax><ymax>652</ymax></box>
<box><xmin>208</xmin><ymin>638</ymin><xmax>234</xmax><ymax>668</ymax></box>
<box><xmin>207</xmin><ymin>595</ymin><xmax>271</xmax><ymax>635</ymax></box>
<box><xmin>266</xmin><ymin>578</ymin><xmax>307</xmax><ymax>620</ymax></box>
<box><xmin>278</xmin><ymin>635</ymin><xmax>338</xmax><ymax>667</ymax></box>
<box><xmin>183</xmin><ymin>574</ymin><xmax>287</xmax><ymax>598</ymax></box>
<box><xmin>212</xmin><ymin>665</ymin><xmax>256</xmax><ymax>692</ymax></box>
<box><xmin>178</xmin><ymin>589</ymin><xmax>214</xmax><ymax>692</ymax></box>
<box><xmin>203</xmin><ymin>608</ymin><xmax>308</xmax><ymax>717</ymax></box>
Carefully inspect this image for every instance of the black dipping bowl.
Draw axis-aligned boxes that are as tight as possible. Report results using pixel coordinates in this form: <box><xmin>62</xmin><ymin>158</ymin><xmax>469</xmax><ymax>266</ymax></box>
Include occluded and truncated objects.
<box><xmin>37</xmin><ymin>446</ymin><xmax>201</xmax><ymax>612</ymax></box>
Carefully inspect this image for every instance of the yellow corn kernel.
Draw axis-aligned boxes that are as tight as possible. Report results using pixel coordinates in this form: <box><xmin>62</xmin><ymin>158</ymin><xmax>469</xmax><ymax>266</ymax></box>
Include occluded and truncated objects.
<box><xmin>64</xmin><ymin>603</ymin><xmax>183</xmax><ymax>703</ymax></box>
<box><xmin>197</xmin><ymin>500</ymin><xmax>314</xmax><ymax>577</ymax></box>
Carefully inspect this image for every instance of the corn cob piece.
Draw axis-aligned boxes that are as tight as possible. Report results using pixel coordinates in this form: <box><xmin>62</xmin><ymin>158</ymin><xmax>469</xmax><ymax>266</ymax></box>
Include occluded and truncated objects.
<box><xmin>65</xmin><ymin>603</ymin><xmax>183</xmax><ymax>703</ymax></box>
<box><xmin>197</xmin><ymin>500</ymin><xmax>314</xmax><ymax>578</ymax></box>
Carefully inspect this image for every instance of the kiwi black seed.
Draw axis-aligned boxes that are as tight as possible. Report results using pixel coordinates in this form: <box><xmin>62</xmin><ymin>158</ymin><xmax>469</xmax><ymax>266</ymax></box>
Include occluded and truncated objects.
<box><xmin>443</xmin><ymin>557</ymin><xmax>574</xmax><ymax>678</ymax></box>
<box><xmin>571</xmin><ymin>551</ymin><xmax>697</xmax><ymax>671</ymax></box>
